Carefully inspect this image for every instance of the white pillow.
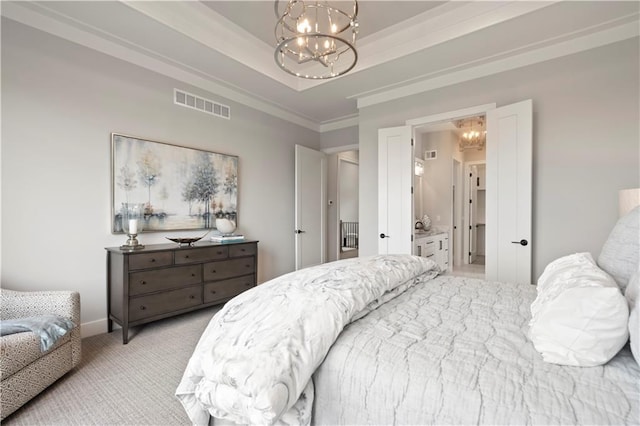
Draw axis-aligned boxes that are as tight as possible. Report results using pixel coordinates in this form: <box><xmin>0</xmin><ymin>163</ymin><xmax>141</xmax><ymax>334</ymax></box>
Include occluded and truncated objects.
<box><xmin>529</xmin><ymin>252</ymin><xmax>629</xmax><ymax>367</ymax></box>
<box><xmin>626</xmin><ymin>270</ymin><xmax>639</xmax><ymax>365</ymax></box>
<box><xmin>597</xmin><ymin>206</ymin><xmax>640</xmax><ymax>292</ymax></box>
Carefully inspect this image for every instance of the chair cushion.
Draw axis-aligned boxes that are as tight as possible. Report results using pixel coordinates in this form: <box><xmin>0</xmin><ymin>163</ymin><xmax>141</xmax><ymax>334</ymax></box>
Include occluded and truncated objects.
<box><xmin>0</xmin><ymin>315</ymin><xmax>75</xmax><ymax>352</ymax></box>
<box><xmin>0</xmin><ymin>331</ymin><xmax>71</xmax><ymax>379</ymax></box>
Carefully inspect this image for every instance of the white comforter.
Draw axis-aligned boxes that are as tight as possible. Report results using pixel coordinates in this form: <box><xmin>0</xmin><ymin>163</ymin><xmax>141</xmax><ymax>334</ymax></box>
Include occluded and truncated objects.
<box><xmin>175</xmin><ymin>255</ymin><xmax>439</xmax><ymax>425</ymax></box>
<box><xmin>313</xmin><ymin>274</ymin><xmax>640</xmax><ymax>425</ymax></box>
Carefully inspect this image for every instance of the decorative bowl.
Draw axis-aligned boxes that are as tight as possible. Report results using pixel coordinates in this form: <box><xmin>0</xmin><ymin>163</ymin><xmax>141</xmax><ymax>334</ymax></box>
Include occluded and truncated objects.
<box><xmin>166</xmin><ymin>237</ymin><xmax>203</xmax><ymax>246</ymax></box>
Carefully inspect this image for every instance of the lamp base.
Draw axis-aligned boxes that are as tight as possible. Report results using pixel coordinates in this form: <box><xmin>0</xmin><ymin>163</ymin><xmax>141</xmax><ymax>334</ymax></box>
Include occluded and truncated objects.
<box><xmin>120</xmin><ymin>235</ymin><xmax>144</xmax><ymax>251</ymax></box>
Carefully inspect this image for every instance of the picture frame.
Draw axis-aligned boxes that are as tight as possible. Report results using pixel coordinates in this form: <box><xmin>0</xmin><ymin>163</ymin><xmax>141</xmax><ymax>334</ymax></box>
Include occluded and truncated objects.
<box><xmin>111</xmin><ymin>133</ymin><xmax>238</xmax><ymax>234</ymax></box>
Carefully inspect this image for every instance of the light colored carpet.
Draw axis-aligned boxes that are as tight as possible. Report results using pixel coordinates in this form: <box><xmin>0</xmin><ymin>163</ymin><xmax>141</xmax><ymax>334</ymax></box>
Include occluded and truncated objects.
<box><xmin>4</xmin><ymin>306</ymin><xmax>221</xmax><ymax>425</ymax></box>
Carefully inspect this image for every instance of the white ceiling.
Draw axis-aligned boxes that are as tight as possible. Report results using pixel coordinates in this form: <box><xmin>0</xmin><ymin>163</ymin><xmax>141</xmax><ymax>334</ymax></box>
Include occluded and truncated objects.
<box><xmin>2</xmin><ymin>1</ymin><xmax>638</xmax><ymax>131</ymax></box>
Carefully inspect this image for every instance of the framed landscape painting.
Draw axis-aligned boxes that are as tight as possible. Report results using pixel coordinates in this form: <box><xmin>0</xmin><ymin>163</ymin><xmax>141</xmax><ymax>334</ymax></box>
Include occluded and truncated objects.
<box><xmin>111</xmin><ymin>133</ymin><xmax>238</xmax><ymax>233</ymax></box>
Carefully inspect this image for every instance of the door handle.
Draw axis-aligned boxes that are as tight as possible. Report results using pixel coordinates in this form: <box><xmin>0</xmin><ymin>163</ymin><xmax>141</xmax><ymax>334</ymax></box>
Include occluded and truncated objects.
<box><xmin>379</xmin><ymin>233</ymin><xmax>390</xmax><ymax>239</ymax></box>
<box><xmin>511</xmin><ymin>239</ymin><xmax>528</xmax><ymax>246</ymax></box>
<box><xmin>295</xmin><ymin>229</ymin><xmax>306</xmax><ymax>234</ymax></box>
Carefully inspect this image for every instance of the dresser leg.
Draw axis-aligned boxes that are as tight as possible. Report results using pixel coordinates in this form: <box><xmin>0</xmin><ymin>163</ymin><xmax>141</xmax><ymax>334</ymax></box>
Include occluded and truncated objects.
<box><xmin>123</xmin><ymin>325</ymin><xmax>129</xmax><ymax>344</ymax></box>
<box><xmin>107</xmin><ymin>318</ymin><xmax>113</xmax><ymax>333</ymax></box>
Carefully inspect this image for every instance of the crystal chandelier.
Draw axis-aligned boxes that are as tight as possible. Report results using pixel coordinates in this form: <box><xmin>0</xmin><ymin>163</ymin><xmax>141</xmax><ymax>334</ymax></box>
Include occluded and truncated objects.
<box><xmin>275</xmin><ymin>0</ymin><xmax>359</xmax><ymax>79</ymax></box>
<box><xmin>456</xmin><ymin>117</ymin><xmax>486</xmax><ymax>151</ymax></box>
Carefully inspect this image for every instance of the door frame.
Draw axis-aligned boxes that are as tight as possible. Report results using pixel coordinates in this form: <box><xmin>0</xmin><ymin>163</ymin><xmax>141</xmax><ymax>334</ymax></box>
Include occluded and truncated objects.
<box><xmin>337</xmin><ymin>152</ymin><xmax>359</xmax><ymax>259</ymax></box>
<box><xmin>407</xmin><ymin>103</ymin><xmax>496</xmax><ymax>275</ymax></box>
<box><xmin>463</xmin><ymin>160</ymin><xmax>486</xmax><ymax>265</ymax></box>
<box><xmin>322</xmin><ymin>146</ymin><xmax>359</xmax><ymax>262</ymax></box>
<box><xmin>451</xmin><ymin>158</ymin><xmax>463</xmax><ymax>268</ymax></box>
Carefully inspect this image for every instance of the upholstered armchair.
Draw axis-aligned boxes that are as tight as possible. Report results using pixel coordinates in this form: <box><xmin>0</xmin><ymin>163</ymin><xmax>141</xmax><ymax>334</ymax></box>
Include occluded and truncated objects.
<box><xmin>0</xmin><ymin>289</ymin><xmax>81</xmax><ymax>420</ymax></box>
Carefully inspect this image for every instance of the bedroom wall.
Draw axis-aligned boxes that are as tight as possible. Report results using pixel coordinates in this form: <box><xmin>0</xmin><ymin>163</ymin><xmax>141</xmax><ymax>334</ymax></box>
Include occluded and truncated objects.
<box><xmin>421</xmin><ymin>130</ymin><xmax>459</xmax><ymax>232</ymax></box>
<box><xmin>319</xmin><ymin>126</ymin><xmax>358</xmax><ymax>151</ymax></box>
<box><xmin>1</xmin><ymin>19</ymin><xmax>321</xmax><ymax>335</ymax></box>
<box><xmin>359</xmin><ymin>38</ymin><xmax>640</xmax><ymax>282</ymax></box>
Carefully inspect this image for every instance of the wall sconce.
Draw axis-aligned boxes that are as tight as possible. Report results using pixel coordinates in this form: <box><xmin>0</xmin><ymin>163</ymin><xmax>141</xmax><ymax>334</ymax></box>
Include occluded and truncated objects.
<box><xmin>415</xmin><ymin>159</ymin><xmax>424</xmax><ymax>177</ymax></box>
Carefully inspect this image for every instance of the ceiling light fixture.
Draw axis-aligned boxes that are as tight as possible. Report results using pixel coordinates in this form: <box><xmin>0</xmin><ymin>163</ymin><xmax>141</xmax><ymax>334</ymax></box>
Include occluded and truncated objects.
<box><xmin>455</xmin><ymin>117</ymin><xmax>487</xmax><ymax>151</ymax></box>
<box><xmin>275</xmin><ymin>0</ymin><xmax>359</xmax><ymax>79</ymax></box>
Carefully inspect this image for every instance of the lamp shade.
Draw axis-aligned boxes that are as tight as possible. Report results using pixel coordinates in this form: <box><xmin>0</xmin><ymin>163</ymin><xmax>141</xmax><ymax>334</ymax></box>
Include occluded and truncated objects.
<box><xmin>619</xmin><ymin>188</ymin><xmax>640</xmax><ymax>218</ymax></box>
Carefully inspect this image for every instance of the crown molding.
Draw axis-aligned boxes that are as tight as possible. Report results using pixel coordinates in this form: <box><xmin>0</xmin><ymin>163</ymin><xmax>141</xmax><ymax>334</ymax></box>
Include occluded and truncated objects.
<box><xmin>120</xmin><ymin>1</ymin><xmax>559</xmax><ymax>93</ymax></box>
<box><xmin>319</xmin><ymin>114</ymin><xmax>359</xmax><ymax>133</ymax></box>
<box><xmin>1</xmin><ymin>1</ymin><xmax>320</xmax><ymax>131</ymax></box>
<box><xmin>4</xmin><ymin>1</ymin><xmax>637</xmax><ymax>134</ymax></box>
<box><xmin>121</xmin><ymin>1</ymin><xmax>302</xmax><ymax>91</ymax></box>
<box><xmin>356</xmin><ymin>16</ymin><xmax>640</xmax><ymax>109</ymax></box>
<box><xmin>296</xmin><ymin>1</ymin><xmax>558</xmax><ymax>91</ymax></box>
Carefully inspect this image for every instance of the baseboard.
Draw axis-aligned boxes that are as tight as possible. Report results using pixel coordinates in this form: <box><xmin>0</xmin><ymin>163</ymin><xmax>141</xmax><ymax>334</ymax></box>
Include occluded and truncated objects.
<box><xmin>80</xmin><ymin>318</ymin><xmax>119</xmax><ymax>338</ymax></box>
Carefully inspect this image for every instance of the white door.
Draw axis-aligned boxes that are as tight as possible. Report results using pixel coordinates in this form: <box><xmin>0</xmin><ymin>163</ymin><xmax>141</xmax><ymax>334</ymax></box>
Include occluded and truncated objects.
<box><xmin>378</xmin><ymin>126</ymin><xmax>413</xmax><ymax>254</ymax></box>
<box><xmin>295</xmin><ymin>145</ymin><xmax>326</xmax><ymax>270</ymax></box>
<box><xmin>485</xmin><ymin>100</ymin><xmax>532</xmax><ymax>284</ymax></box>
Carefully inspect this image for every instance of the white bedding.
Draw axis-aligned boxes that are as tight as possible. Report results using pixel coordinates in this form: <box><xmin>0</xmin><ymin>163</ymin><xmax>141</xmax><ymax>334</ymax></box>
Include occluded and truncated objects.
<box><xmin>312</xmin><ymin>274</ymin><xmax>640</xmax><ymax>425</ymax></box>
<box><xmin>175</xmin><ymin>255</ymin><xmax>439</xmax><ymax>425</ymax></box>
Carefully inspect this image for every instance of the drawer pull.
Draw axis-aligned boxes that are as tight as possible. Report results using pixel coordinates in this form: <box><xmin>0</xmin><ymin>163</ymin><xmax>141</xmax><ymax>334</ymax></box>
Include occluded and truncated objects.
<box><xmin>150</xmin><ymin>258</ymin><xmax>156</xmax><ymax>262</ymax></box>
<box><xmin>191</xmin><ymin>273</ymin><xmax>196</xmax><ymax>277</ymax></box>
<box><xmin>211</xmin><ymin>269</ymin><xmax>217</xmax><ymax>273</ymax></box>
<box><xmin>217</xmin><ymin>251</ymin><xmax>222</xmax><ymax>255</ymax></box>
<box><xmin>140</xmin><ymin>305</ymin><xmax>146</xmax><ymax>310</ymax></box>
<box><xmin>210</xmin><ymin>290</ymin><xmax>216</xmax><ymax>294</ymax></box>
<box><xmin>189</xmin><ymin>295</ymin><xmax>195</xmax><ymax>299</ymax></box>
<box><xmin>140</xmin><ymin>280</ymin><xmax>146</xmax><ymax>285</ymax></box>
<box><xmin>240</xmin><ymin>248</ymin><xmax>246</xmax><ymax>252</ymax></box>
<box><xmin>245</xmin><ymin>283</ymin><xmax>252</xmax><ymax>287</ymax></box>
<box><xmin>245</xmin><ymin>264</ymin><xmax>251</xmax><ymax>268</ymax></box>
<box><xmin>185</xmin><ymin>255</ymin><xmax>190</xmax><ymax>259</ymax></box>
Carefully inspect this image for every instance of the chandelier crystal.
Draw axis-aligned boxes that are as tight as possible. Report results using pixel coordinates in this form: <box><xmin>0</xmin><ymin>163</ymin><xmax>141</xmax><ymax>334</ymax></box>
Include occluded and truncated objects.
<box><xmin>275</xmin><ymin>0</ymin><xmax>359</xmax><ymax>79</ymax></box>
<box><xmin>455</xmin><ymin>117</ymin><xmax>486</xmax><ymax>151</ymax></box>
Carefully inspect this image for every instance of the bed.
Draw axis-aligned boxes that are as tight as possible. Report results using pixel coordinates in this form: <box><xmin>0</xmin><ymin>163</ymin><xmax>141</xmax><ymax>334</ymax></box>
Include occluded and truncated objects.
<box><xmin>176</xmin><ymin>202</ymin><xmax>640</xmax><ymax>425</ymax></box>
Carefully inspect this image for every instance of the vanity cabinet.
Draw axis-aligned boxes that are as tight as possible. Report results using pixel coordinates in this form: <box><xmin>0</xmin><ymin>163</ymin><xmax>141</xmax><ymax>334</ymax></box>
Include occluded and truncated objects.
<box><xmin>106</xmin><ymin>240</ymin><xmax>258</xmax><ymax>344</ymax></box>
<box><xmin>415</xmin><ymin>232</ymin><xmax>449</xmax><ymax>272</ymax></box>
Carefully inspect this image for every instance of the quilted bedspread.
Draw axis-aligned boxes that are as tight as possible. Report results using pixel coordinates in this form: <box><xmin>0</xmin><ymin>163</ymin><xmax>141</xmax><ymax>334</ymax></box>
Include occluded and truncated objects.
<box><xmin>175</xmin><ymin>255</ymin><xmax>439</xmax><ymax>425</ymax></box>
<box><xmin>312</xmin><ymin>274</ymin><xmax>640</xmax><ymax>425</ymax></box>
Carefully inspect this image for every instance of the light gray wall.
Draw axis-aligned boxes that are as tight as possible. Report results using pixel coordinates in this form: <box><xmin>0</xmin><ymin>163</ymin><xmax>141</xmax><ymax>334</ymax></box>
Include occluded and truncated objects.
<box><xmin>359</xmin><ymin>38</ymin><xmax>639</xmax><ymax>280</ymax></box>
<box><xmin>320</xmin><ymin>126</ymin><xmax>358</xmax><ymax>151</ymax></box>
<box><xmin>1</xmin><ymin>19</ymin><xmax>320</xmax><ymax>332</ymax></box>
<box><xmin>422</xmin><ymin>130</ymin><xmax>458</xmax><ymax>230</ymax></box>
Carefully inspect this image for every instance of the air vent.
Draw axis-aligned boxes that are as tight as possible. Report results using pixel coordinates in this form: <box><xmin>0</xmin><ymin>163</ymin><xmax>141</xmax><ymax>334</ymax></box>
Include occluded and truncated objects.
<box><xmin>424</xmin><ymin>150</ymin><xmax>437</xmax><ymax>160</ymax></box>
<box><xmin>174</xmin><ymin>89</ymin><xmax>230</xmax><ymax>120</ymax></box>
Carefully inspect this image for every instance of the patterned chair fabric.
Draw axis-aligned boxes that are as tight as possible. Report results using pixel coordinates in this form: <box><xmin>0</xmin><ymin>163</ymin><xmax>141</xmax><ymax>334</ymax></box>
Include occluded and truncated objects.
<box><xmin>0</xmin><ymin>289</ymin><xmax>81</xmax><ymax>420</ymax></box>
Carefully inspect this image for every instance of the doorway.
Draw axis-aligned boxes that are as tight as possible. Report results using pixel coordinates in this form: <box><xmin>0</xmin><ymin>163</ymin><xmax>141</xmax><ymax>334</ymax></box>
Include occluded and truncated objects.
<box><xmin>337</xmin><ymin>151</ymin><xmax>359</xmax><ymax>259</ymax></box>
<box><xmin>462</xmin><ymin>161</ymin><xmax>486</xmax><ymax>277</ymax></box>
<box><xmin>413</xmin><ymin>115</ymin><xmax>486</xmax><ymax>278</ymax></box>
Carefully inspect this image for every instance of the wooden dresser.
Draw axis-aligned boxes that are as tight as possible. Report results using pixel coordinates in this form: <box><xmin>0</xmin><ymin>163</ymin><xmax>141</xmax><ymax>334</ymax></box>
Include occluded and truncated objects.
<box><xmin>106</xmin><ymin>240</ymin><xmax>258</xmax><ymax>344</ymax></box>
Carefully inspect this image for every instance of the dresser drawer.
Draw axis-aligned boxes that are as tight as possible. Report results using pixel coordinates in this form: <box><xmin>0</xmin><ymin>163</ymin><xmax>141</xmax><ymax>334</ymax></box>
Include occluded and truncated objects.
<box><xmin>128</xmin><ymin>252</ymin><xmax>173</xmax><ymax>270</ymax></box>
<box><xmin>229</xmin><ymin>243</ymin><xmax>256</xmax><ymax>258</ymax></box>
<box><xmin>204</xmin><ymin>258</ymin><xmax>255</xmax><ymax>281</ymax></box>
<box><xmin>129</xmin><ymin>286</ymin><xmax>202</xmax><ymax>322</ymax></box>
<box><xmin>174</xmin><ymin>246</ymin><xmax>228</xmax><ymax>264</ymax></box>
<box><xmin>129</xmin><ymin>265</ymin><xmax>201</xmax><ymax>296</ymax></box>
<box><xmin>204</xmin><ymin>275</ymin><xmax>255</xmax><ymax>304</ymax></box>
